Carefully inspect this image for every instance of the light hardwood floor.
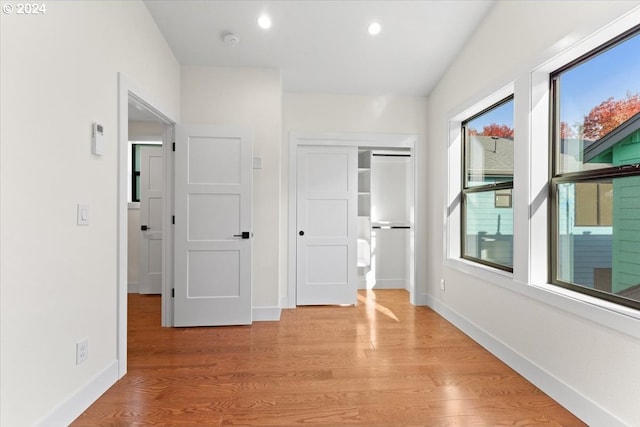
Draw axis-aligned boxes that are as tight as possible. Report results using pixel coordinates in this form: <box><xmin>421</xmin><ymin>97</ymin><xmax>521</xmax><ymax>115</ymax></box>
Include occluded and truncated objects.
<box><xmin>72</xmin><ymin>290</ymin><xmax>585</xmax><ymax>426</ymax></box>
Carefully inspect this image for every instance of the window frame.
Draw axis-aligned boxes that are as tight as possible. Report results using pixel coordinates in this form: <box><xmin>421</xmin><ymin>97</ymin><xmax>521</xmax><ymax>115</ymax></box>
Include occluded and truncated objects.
<box><xmin>461</xmin><ymin>95</ymin><xmax>515</xmax><ymax>272</ymax></box>
<box><xmin>549</xmin><ymin>25</ymin><xmax>640</xmax><ymax>311</ymax></box>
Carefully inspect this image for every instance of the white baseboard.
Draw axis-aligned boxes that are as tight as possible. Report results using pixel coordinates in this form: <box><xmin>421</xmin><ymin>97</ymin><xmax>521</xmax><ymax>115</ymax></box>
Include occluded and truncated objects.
<box><xmin>426</xmin><ymin>295</ymin><xmax>626</xmax><ymax>427</ymax></box>
<box><xmin>253</xmin><ymin>306</ymin><xmax>281</xmax><ymax>321</ymax></box>
<box><xmin>280</xmin><ymin>296</ymin><xmax>290</xmax><ymax>309</ymax></box>
<box><xmin>414</xmin><ymin>291</ymin><xmax>430</xmax><ymax>306</ymax></box>
<box><xmin>128</xmin><ymin>282</ymin><xmax>139</xmax><ymax>293</ymax></box>
<box><xmin>35</xmin><ymin>360</ymin><xmax>118</xmax><ymax>427</ymax></box>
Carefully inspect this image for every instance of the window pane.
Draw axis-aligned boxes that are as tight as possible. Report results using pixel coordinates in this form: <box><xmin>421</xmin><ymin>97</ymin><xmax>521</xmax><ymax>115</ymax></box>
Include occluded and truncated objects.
<box><xmin>465</xmin><ymin>99</ymin><xmax>514</xmax><ymax>187</ymax></box>
<box><xmin>555</xmin><ymin>31</ymin><xmax>640</xmax><ymax>174</ymax></box>
<box><xmin>556</xmin><ymin>177</ymin><xmax>640</xmax><ymax>304</ymax></box>
<box><xmin>464</xmin><ymin>190</ymin><xmax>513</xmax><ymax>268</ymax></box>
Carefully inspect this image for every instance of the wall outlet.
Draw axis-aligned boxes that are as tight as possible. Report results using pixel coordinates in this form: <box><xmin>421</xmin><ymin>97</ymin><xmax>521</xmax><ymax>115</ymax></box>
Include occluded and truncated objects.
<box><xmin>76</xmin><ymin>339</ymin><xmax>88</xmax><ymax>365</ymax></box>
<box><xmin>440</xmin><ymin>279</ymin><xmax>446</xmax><ymax>291</ymax></box>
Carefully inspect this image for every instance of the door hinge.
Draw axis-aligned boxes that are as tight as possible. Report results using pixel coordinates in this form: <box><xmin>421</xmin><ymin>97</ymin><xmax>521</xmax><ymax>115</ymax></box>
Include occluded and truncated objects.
<box><xmin>172</xmin><ymin>288</ymin><xmax>175</xmax><ymax>298</ymax></box>
<box><xmin>172</xmin><ymin>142</ymin><xmax>176</xmax><ymax>152</ymax></box>
<box><xmin>172</xmin><ymin>215</ymin><xmax>175</xmax><ymax>225</ymax></box>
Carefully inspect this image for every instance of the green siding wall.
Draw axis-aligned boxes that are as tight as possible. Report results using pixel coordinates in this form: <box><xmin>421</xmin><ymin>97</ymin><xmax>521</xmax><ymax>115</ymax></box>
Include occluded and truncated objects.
<box><xmin>612</xmin><ymin>175</ymin><xmax>640</xmax><ymax>293</ymax></box>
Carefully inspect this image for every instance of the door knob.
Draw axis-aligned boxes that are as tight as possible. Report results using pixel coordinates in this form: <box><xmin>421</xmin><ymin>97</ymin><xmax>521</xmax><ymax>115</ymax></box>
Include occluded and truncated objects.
<box><xmin>299</xmin><ymin>230</ymin><xmax>305</xmax><ymax>236</ymax></box>
<box><xmin>233</xmin><ymin>231</ymin><xmax>251</xmax><ymax>239</ymax></box>
<box><xmin>141</xmin><ymin>225</ymin><xmax>149</xmax><ymax>231</ymax></box>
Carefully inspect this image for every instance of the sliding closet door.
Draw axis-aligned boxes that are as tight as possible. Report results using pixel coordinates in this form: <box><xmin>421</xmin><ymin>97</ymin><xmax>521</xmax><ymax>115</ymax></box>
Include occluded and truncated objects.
<box><xmin>296</xmin><ymin>146</ymin><xmax>358</xmax><ymax>305</ymax></box>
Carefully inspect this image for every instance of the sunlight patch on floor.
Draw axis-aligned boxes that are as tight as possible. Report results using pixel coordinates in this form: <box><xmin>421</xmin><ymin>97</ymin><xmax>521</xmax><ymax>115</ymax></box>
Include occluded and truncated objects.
<box><xmin>357</xmin><ymin>293</ymin><xmax>399</xmax><ymax>322</ymax></box>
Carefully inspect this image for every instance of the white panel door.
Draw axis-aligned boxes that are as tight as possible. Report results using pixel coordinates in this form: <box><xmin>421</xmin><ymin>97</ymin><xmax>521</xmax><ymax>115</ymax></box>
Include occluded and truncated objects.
<box><xmin>297</xmin><ymin>146</ymin><xmax>357</xmax><ymax>305</ymax></box>
<box><xmin>174</xmin><ymin>125</ymin><xmax>252</xmax><ymax>326</ymax></box>
<box><xmin>139</xmin><ymin>146</ymin><xmax>163</xmax><ymax>294</ymax></box>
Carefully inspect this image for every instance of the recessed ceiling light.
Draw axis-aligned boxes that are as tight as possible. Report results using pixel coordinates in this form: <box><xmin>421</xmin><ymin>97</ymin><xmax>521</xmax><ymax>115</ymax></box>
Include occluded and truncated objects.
<box><xmin>258</xmin><ymin>14</ymin><xmax>272</xmax><ymax>29</ymax></box>
<box><xmin>368</xmin><ymin>22</ymin><xmax>381</xmax><ymax>36</ymax></box>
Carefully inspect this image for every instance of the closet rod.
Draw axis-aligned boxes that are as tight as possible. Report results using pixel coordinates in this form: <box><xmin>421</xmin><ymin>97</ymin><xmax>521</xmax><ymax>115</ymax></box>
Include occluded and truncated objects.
<box><xmin>372</xmin><ymin>225</ymin><xmax>411</xmax><ymax>229</ymax></box>
<box><xmin>371</xmin><ymin>153</ymin><xmax>411</xmax><ymax>157</ymax></box>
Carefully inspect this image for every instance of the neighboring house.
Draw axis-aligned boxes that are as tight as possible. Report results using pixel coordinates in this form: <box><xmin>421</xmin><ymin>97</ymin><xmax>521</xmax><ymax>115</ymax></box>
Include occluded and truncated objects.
<box><xmin>465</xmin><ymin>135</ymin><xmax>514</xmax><ymax>266</ymax></box>
<box><xmin>557</xmin><ymin>138</ymin><xmax>614</xmax><ymax>290</ymax></box>
<box><xmin>583</xmin><ymin>112</ymin><xmax>640</xmax><ymax>298</ymax></box>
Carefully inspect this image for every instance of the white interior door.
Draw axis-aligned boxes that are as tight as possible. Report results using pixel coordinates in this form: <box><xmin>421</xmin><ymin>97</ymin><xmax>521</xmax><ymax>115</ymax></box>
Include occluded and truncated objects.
<box><xmin>174</xmin><ymin>125</ymin><xmax>252</xmax><ymax>326</ymax></box>
<box><xmin>297</xmin><ymin>146</ymin><xmax>358</xmax><ymax>305</ymax></box>
<box><xmin>139</xmin><ymin>145</ymin><xmax>164</xmax><ymax>294</ymax></box>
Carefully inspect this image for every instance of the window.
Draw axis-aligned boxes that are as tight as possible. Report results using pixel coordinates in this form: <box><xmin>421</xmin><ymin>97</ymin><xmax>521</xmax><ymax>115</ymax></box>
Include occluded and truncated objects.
<box><xmin>551</xmin><ymin>26</ymin><xmax>640</xmax><ymax>310</ymax></box>
<box><xmin>462</xmin><ymin>97</ymin><xmax>514</xmax><ymax>271</ymax></box>
<box><xmin>130</xmin><ymin>142</ymin><xmax>161</xmax><ymax>202</ymax></box>
<box><xmin>574</xmin><ymin>182</ymin><xmax>612</xmax><ymax>226</ymax></box>
<box><xmin>494</xmin><ymin>189</ymin><xmax>513</xmax><ymax>209</ymax></box>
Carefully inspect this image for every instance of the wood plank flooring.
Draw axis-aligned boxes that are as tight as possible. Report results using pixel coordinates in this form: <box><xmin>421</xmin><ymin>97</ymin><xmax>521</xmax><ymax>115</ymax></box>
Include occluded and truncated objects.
<box><xmin>72</xmin><ymin>290</ymin><xmax>585</xmax><ymax>426</ymax></box>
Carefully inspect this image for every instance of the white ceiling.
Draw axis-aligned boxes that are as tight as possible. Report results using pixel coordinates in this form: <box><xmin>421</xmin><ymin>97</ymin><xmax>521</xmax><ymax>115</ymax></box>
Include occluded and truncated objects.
<box><xmin>144</xmin><ymin>0</ymin><xmax>494</xmax><ymax>96</ymax></box>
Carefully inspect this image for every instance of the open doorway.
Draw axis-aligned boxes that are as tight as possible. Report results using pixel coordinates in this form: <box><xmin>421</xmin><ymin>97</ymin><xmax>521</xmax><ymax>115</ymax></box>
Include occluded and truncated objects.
<box><xmin>117</xmin><ymin>74</ymin><xmax>176</xmax><ymax>378</ymax></box>
<box><xmin>357</xmin><ymin>148</ymin><xmax>413</xmax><ymax>292</ymax></box>
<box><xmin>127</xmin><ymin>103</ymin><xmax>165</xmax><ymax>295</ymax></box>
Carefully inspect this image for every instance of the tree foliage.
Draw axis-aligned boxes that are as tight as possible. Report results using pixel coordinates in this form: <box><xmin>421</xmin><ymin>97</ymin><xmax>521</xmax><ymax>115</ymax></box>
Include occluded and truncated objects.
<box><xmin>560</xmin><ymin>121</ymin><xmax>575</xmax><ymax>139</ymax></box>
<box><xmin>468</xmin><ymin>123</ymin><xmax>514</xmax><ymax>138</ymax></box>
<box><xmin>582</xmin><ymin>93</ymin><xmax>640</xmax><ymax>140</ymax></box>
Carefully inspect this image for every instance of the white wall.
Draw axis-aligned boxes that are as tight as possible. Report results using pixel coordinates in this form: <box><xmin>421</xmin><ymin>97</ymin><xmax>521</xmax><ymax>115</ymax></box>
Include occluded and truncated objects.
<box><xmin>282</xmin><ymin>94</ymin><xmax>428</xmax><ymax>303</ymax></box>
<box><xmin>181</xmin><ymin>66</ymin><xmax>282</xmax><ymax>309</ymax></box>
<box><xmin>0</xmin><ymin>2</ymin><xmax>180</xmax><ymax>425</ymax></box>
<box><xmin>426</xmin><ymin>1</ymin><xmax>640</xmax><ymax>425</ymax></box>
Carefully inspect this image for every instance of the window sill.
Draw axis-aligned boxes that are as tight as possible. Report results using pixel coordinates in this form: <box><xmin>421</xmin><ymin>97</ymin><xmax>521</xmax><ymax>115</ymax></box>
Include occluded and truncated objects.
<box><xmin>444</xmin><ymin>257</ymin><xmax>514</xmax><ymax>287</ymax></box>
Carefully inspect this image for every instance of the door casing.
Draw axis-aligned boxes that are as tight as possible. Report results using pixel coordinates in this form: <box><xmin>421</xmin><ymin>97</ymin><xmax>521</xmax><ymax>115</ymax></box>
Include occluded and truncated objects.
<box><xmin>288</xmin><ymin>132</ymin><xmax>418</xmax><ymax>308</ymax></box>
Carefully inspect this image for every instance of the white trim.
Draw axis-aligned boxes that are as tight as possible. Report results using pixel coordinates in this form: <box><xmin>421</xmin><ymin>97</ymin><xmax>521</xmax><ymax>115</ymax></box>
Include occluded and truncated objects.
<box><xmin>34</xmin><ymin>360</ymin><xmax>118</xmax><ymax>427</ymax></box>
<box><xmin>117</xmin><ymin>73</ymin><xmax>176</xmax><ymax>379</ymax></box>
<box><xmin>279</xmin><ymin>296</ymin><xmax>289</xmax><ymax>309</ymax></box>
<box><xmin>287</xmin><ymin>132</ymin><xmax>418</xmax><ymax>308</ymax></box>
<box><xmin>128</xmin><ymin>282</ymin><xmax>140</xmax><ymax>293</ymax></box>
<box><xmin>426</xmin><ymin>297</ymin><xmax>628</xmax><ymax>427</ymax></box>
<box><xmin>366</xmin><ymin>279</ymin><xmax>407</xmax><ymax>289</ymax></box>
<box><xmin>252</xmin><ymin>307</ymin><xmax>282</xmax><ymax>321</ymax></box>
<box><xmin>444</xmin><ymin>82</ymin><xmax>515</xmax><ymax>283</ymax></box>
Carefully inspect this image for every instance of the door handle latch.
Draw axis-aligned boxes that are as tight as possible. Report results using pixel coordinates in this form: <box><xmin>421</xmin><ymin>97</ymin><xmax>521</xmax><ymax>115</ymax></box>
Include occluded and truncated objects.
<box><xmin>233</xmin><ymin>231</ymin><xmax>251</xmax><ymax>239</ymax></box>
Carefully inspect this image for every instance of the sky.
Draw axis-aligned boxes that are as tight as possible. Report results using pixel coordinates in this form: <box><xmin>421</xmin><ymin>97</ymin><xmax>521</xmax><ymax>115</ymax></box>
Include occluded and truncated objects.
<box><xmin>559</xmin><ymin>31</ymin><xmax>640</xmax><ymax>127</ymax></box>
<box><xmin>469</xmin><ymin>30</ymin><xmax>640</xmax><ymax>133</ymax></box>
<box><xmin>467</xmin><ymin>98</ymin><xmax>513</xmax><ymax>132</ymax></box>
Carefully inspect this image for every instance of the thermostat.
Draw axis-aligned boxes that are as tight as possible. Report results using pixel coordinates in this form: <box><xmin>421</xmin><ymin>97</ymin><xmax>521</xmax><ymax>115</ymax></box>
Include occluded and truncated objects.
<box><xmin>92</xmin><ymin>122</ymin><xmax>104</xmax><ymax>156</ymax></box>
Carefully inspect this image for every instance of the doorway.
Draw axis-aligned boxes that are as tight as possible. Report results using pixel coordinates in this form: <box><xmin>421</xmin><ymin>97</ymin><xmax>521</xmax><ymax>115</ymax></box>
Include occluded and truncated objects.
<box><xmin>288</xmin><ymin>132</ymin><xmax>417</xmax><ymax>307</ymax></box>
<box><xmin>117</xmin><ymin>74</ymin><xmax>176</xmax><ymax>378</ymax></box>
<box><xmin>127</xmin><ymin>115</ymin><xmax>164</xmax><ymax>295</ymax></box>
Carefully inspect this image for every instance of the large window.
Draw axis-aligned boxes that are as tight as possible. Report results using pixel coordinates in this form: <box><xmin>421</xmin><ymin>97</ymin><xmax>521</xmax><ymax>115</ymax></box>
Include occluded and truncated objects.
<box><xmin>551</xmin><ymin>26</ymin><xmax>640</xmax><ymax>310</ymax></box>
<box><xmin>462</xmin><ymin>97</ymin><xmax>514</xmax><ymax>271</ymax></box>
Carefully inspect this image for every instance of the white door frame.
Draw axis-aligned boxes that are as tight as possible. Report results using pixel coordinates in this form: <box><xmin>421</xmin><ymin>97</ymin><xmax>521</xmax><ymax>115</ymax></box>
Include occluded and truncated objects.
<box><xmin>288</xmin><ymin>132</ymin><xmax>418</xmax><ymax>308</ymax></box>
<box><xmin>117</xmin><ymin>73</ymin><xmax>175</xmax><ymax>378</ymax></box>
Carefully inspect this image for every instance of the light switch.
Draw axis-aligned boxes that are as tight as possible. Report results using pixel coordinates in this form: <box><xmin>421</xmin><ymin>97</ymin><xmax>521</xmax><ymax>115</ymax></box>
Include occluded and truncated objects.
<box><xmin>77</xmin><ymin>204</ymin><xmax>89</xmax><ymax>226</ymax></box>
<box><xmin>253</xmin><ymin>157</ymin><xmax>263</xmax><ymax>169</ymax></box>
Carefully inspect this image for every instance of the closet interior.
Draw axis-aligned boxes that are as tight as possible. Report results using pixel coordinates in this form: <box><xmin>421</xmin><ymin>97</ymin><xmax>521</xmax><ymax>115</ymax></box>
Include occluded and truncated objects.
<box><xmin>357</xmin><ymin>148</ymin><xmax>412</xmax><ymax>290</ymax></box>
